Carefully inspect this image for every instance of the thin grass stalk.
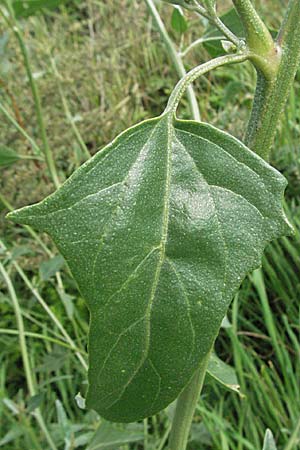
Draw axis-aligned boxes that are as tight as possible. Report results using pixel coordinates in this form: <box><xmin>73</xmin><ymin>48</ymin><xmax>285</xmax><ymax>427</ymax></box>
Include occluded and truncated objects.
<box><xmin>14</xmin><ymin>261</ymin><xmax>88</xmax><ymax>371</ymax></box>
<box><xmin>1</xmin><ymin>2</ymin><xmax>60</xmax><ymax>187</ymax></box>
<box><xmin>0</xmin><ymin>102</ymin><xmax>42</xmax><ymax>155</ymax></box>
<box><xmin>0</xmin><ymin>262</ymin><xmax>58</xmax><ymax>450</ymax></box>
<box><xmin>0</xmin><ymin>240</ymin><xmax>88</xmax><ymax>372</ymax></box>
<box><xmin>50</xmin><ymin>57</ymin><xmax>91</xmax><ymax>161</ymax></box>
<box><xmin>0</xmin><ymin>328</ymin><xmax>86</xmax><ymax>354</ymax></box>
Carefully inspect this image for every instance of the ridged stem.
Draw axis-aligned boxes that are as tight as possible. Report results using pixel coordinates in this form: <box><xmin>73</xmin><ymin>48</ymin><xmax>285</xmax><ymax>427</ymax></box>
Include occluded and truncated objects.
<box><xmin>232</xmin><ymin>0</ymin><xmax>280</xmax><ymax>80</ymax></box>
<box><xmin>245</xmin><ymin>0</ymin><xmax>300</xmax><ymax>159</ymax></box>
<box><xmin>231</xmin><ymin>0</ymin><xmax>274</xmax><ymax>54</ymax></box>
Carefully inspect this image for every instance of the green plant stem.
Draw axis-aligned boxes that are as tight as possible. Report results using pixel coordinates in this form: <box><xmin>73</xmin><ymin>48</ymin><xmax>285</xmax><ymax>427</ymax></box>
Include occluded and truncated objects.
<box><xmin>232</xmin><ymin>0</ymin><xmax>280</xmax><ymax>82</ymax></box>
<box><xmin>0</xmin><ymin>262</ymin><xmax>58</xmax><ymax>450</ymax></box>
<box><xmin>144</xmin><ymin>418</ymin><xmax>149</xmax><ymax>450</ymax></box>
<box><xmin>211</xmin><ymin>15</ymin><xmax>241</xmax><ymax>48</ymax></box>
<box><xmin>284</xmin><ymin>417</ymin><xmax>300</xmax><ymax>450</ymax></box>
<box><xmin>18</xmin><ymin>154</ymin><xmax>44</xmax><ymax>161</ymax></box>
<box><xmin>0</xmin><ymin>264</ymin><xmax>36</xmax><ymax>397</ymax></box>
<box><xmin>165</xmin><ymin>0</ymin><xmax>241</xmax><ymax>48</ymax></box>
<box><xmin>245</xmin><ymin>0</ymin><xmax>300</xmax><ymax>159</ymax></box>
<box><xmin>231</xmin><ymin>0</ymin><xmax>274</xmax><ymax>55</ymax></box>
<box><xmin>1</xmin><ymin>3</ymin><xmax>60</xmax><ymax>188</ymax></box>
<box><xmin>15</xmin><ymin>30</ymin><xmax>60</xmax><ymax>188</ymax></box>
<box><xmin>164</xmin><ymin>0</ymin><xmax>209</xmax><ymax>20</ymax></box>
<box><xmin>168</xmin><ymin>351</ymin><xmax>211</xmax><ymax>450</ymax></box>
<box><xmin>156</xmin><ymin>424</ymin><xmax>172</xmax><ymax>450</ymax></box>
<box><xmin>145</xmin><ymin>0</ymin><xmax>201</xmax><ymax>121</ymax></box>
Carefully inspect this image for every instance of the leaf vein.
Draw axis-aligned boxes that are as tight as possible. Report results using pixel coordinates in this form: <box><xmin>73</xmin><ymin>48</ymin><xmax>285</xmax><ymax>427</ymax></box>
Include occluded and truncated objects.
<box><xmin>176</xmin><ymin>126</ymin><xmax>271</xmax><ymax>206</ymax></box>
<box><xmin>209</xmin><ymin>185</ymin><xmax>264</xmax><ymax>219</ymax></box>
<box><xmin>148</xmin><ymin>359</ymin><xmax>162</xmax><ymax>410</ymax></box>
<box><xmin>98</xmin><ymin>315</ymin><xmax>147</xmax><ymax>380</ymax></box>
<box><xmin>102</xmin><ymin>246</ymin><xmax>161</xmax><ymax>308</ymax></box>
<box><xmin>166</xmin><ymin>258</ymin><xmax>196</xmax><ymax>360</ymax></box>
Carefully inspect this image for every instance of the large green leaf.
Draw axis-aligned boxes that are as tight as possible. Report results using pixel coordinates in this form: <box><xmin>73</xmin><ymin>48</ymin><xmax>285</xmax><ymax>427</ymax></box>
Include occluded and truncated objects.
<box><xmin>7</xmin><ymin>114</ymin><xmax>290</xmax><ymax>422</ymax></box>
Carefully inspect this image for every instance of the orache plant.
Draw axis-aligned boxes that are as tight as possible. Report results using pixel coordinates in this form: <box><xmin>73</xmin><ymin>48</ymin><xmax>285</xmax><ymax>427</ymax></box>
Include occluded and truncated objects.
<box><xmin>7</xmin><ymin>1</ymin><xmax>300</xmax><ymax>449</ymax></box>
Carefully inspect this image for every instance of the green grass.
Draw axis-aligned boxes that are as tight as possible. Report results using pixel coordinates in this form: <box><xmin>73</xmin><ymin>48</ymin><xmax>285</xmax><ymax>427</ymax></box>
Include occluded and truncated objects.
<box><xmin>1</xmin><ymin>1</ymin><xmax>300</xmax><ymax>449</ymax></box>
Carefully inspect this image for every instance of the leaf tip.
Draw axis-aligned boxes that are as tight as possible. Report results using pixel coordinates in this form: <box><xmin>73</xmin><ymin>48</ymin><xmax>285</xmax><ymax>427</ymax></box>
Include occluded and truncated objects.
<box><xmin>6</xmin><ymin>204</ymin><xmax>40</xmax><ymax>228</ymax></box>
<box><xmin>6</xmin><ymin>210</ymin><xmax>19</xmax><ymax>223</ymax></box>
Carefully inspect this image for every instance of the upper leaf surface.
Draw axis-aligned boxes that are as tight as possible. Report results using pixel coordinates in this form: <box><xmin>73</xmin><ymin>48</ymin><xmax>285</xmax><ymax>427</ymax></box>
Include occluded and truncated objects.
<box><xmin>7</xmin><ymin>115</ymin><xmax>290</xmax><ymax>422</ymax></box>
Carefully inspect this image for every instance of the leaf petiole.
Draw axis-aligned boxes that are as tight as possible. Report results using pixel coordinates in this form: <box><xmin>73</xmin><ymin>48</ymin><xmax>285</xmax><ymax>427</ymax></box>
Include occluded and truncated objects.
<box><xmin>165</xmin><ymin>52</ymin><xmax>249</xmax><ymax>115</ymax></box>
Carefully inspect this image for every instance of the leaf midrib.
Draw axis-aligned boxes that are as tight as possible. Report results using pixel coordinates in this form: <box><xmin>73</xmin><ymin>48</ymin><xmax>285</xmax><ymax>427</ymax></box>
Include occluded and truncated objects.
<box><xmin>91</xmin><ymin>116</ymin><xmax>173</xmax><ymax>409</ymax></box>
<box><xmin>108</xmin><ymin>118</ymin><xmax>172</xmax><ymax>408</ymax></box>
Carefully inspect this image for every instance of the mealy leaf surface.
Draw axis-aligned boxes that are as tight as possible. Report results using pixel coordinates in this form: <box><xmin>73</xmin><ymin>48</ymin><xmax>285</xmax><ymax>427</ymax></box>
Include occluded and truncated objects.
<box><xmin>7</xmin><ymin>114</ymin><xmax>290</xmax><ymax>422</ymax></box>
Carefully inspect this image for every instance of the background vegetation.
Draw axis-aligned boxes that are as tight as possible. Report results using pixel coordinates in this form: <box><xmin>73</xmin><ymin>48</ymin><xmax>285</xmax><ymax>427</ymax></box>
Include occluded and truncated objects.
<box><xmin>0</xmin><ymin>1</ymin><xmax>299</xmax><ymax>449</ymax></box>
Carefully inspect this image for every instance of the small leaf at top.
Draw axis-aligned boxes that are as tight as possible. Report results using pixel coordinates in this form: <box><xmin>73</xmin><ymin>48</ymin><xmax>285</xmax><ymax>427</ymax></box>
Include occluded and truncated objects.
<box><xmin>171</xmin><ymin>7</ymin><xmax>188</xmax><ymax>34</ymax></box>
<box><xmin>202</xmin><ymin>8</ymin><xmax>277</xmax><ymax>58</ymax></box>
<box><xmin>7</xmin><ymin>114</ymin><xmax>291</xmax><ymax>422</ymax></box>
<box><xmin>203</xmin><ymin>8</ymin><xmax>245</xmax><ymax>58</ymax></box>
<box><xmin>207</xmin><ymin>353</ymin><xmax>242</xmax><ymax>396</ymax></box>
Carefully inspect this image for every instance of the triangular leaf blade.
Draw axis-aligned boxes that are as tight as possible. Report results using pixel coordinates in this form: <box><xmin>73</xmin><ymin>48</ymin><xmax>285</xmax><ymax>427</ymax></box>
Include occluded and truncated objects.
<box><xmin>7</xmin><ymin>115</ymin><xmax>290</xmax><ymax>422</ymax></box>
